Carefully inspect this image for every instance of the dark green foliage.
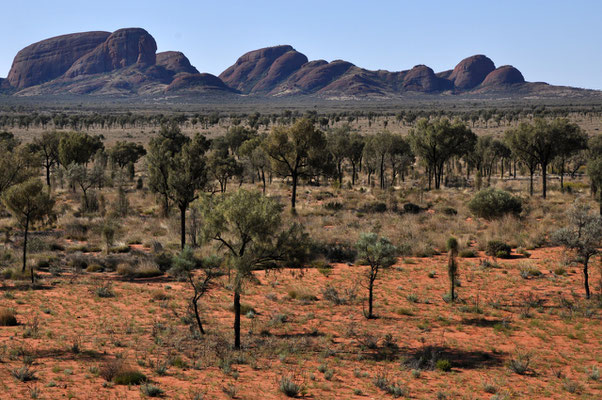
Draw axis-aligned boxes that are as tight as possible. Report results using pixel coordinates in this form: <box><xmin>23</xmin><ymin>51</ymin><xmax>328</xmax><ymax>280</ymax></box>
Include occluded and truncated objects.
<box><xmin>360</xmin><ymin>202</ymin><xmax>387</xmax><ymax>213</ymax></box>
<box><xmin>323</xmin><ymin>201</ymin><xmax>343</xmax><ymax>211</ymax></box>
<box><xmin>403</xmin><ymin>203</ymin><xmax>423</xmax><ymax>214</ymax></box>
<box><xmin>113</xmin><ymin>369</ymin><xmax>146</xmax><ymax>385</ymax></box>
<box><xmin>373</xmin><ymin>372</ymin><xmax>407</xmax><ymax>397</ymax></box>
<box><xmin>315</xmin><ymin>241</ymin><xmax>357</xmax><ymax>263</ymax></box>
<box><xmin>486</xmin><ymin>241</ymin><xmax>512</xmax><ymax>258</ymax></box>
<box><xmin>468</xmin><ymin>188</ymin><xmax>522</xmax><ymax>219</ymax></box>
<box><xmin>279</xmin><ymin>375</ymin><xmax>303</xmax><ymax>397</ymax></box>
<box><xmin>140</xmin><ymin>383</ymin><xmax>164</xmax><ymax>397</ymax></box>
<box><xmin>435</xmin><ymin>359</ymin><xmax>452</xmax><ymax>372</ymax></box>
<box><xmin>10</xmin><ymin>365</ymin><xmax>36</xmax><ymax>382</ymax></box>
<box><xmin>154</xmin><ymin>252</ymin><xmax>173</xmax><ymax>272</ymax></box>
<box><xmin>0</xmin><ymin>308</ymin><xmax>18</xmax><ymax>326</ymax></box>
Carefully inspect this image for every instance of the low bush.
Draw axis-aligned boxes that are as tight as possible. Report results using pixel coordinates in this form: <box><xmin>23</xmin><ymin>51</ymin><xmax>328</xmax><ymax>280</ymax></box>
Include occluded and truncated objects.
<box><xmin>140</xmin><ymin>383</ymin><xmax>164</xmax><ymax>397</ymax></box>
<box><xmin>373</xmin><ymin>372</ymin><xmax>407</xmax><ymax>397</ymax></box>
<box><xmin>459</xmin><ymin>249</ymin><xmax>476</xmax><ymax>258</ymax></box>
<box><xmin>508</xmin><ymin>352</ymin><xmax>532</xmax><ymax>375</ymax></box>
<box><xmin>113</xmin><ymin>369</ymin><xmax>146</xmax><ymax>385</ymax></box>
<box><xmin>0</xmin><ymin>308</ymin><xmax>18</xmax><ymax>326</ymax></box>
<box><xmin>485</xmin><ymin>240</ymin><xmax>512</xmax><ymax>258</ymax></box>
<box><xmin>100</xmin><ymin>359</ymin><xmax>146</xmax><ymax>385</ymax></box>
<box><xmin>323</xmin><ymin>201</ymin><xmax>343</xmax><ymax>211</ymax></box>
<box><xmin>278</xmin><ymin>375</ymin><xmax>303</xmax><ymax>397</ymax></box>
<box><xmin>403</xmin><ymin>203</ymin><xmax>423</xmax><ymax>214</ymax></box>
<box><xmin>468</xmin><ymin>188</ymin><xmax>522</xmax><ymax>219</ymax></box>
<box><xmin>435</xmin><ymin>359</ymin><xmax>452</xmax><ymax>372</ymax></box>
<box><xmin>10</xmin><ymin>365</ymin><xmax>36</xmax><ymax>382</ymax></box>
<box><xmin>360</xmin><ymin>202</ymin><xmax>387</xmax><ymax>213</ymax></box>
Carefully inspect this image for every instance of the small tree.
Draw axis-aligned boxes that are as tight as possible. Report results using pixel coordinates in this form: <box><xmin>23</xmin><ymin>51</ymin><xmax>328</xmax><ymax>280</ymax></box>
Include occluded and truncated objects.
<box><xmin>167</xmin><ymin>134</ymin><xmax>210</xmax><ymax>249</ymax></box>
<box><xmin>32</xmin><ymin>131</ymin><xmax>61</xmax><ymax>186</ymax></box>
<box><xmin>409</xmin><ymin>119</ymin><xmax>476</xmax><ymax>190</ymax></box>
<box><xmin>188</xmin><ymin>255</ymin><xmax>221</xmax><ymax>336</ymax></box>
<box><xmin>446</xmin><ymin>237</ymin><xmax>459</xmax><ymax>302</ymax></box>
<box><xmin>553</xmin><ymin>202</ymin><xmax>602</xmax><ymax>299</ymax></box>
<box><xmin>2</xmin><ymin>179</ymin><xmax>54</xmax><ymax>280</ymax></box>
<box><xmin>355</xmin><ymin>233</ymin><xmax>397</xmax><ymax>319</ymax></box>
<box><xmin>201</xmin><ymin>189</ymin><xmax>309</xmax><ymax>348</ymax></box>
<box><xmin>66</xmin><ymin>163</ymin><xmax>103</xmax><ymax>212</ymax></box>
<box><xmin>263</xmin><ymin>118</ymin><xmax>327</xmax><ymax>210</ymax></box>
<box><xmin>58</xmin><ymin>131</ymin><xmax>104</xmax><ymax>166</ymax></box>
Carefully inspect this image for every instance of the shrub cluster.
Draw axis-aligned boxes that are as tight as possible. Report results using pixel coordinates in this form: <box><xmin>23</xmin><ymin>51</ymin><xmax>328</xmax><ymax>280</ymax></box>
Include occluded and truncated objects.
<box><xmin>468</xmin><ymin>188</ymin><xmax>522</xmax><ymax>219</ymax></box>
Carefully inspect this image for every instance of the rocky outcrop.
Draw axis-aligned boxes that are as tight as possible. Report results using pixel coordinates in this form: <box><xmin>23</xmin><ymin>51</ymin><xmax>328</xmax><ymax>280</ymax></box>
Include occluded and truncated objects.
<box><xmin>402</xmin><ymin>65</ymin><xmax>451</xmax><ymax>92</ymax></box>
<box><xmin>481</xmin><ymin>65</ymin><xmax>525</xmax><ymax>86</ymax></box>
<box><xmin>251</xmin><ymin>50</ymin><xmax>308</xmax><ymax>93</ymax></box>
<box><xmin>156</xmin><ymin>51</ymin><xmax>199</xmax><ymax>76</ymax></box>
<box><xmin>165</xmin><ymin>73</ymin><xmax>235</xmax><ymax>93</ymax></box>
<box><xmin>281</xmin><ymin>60</ymin><xmax>355</xmax><ymax>93</ymax></box>
<box><xmin>65</xmin><ymin>28</ymin><xmax>157</xmax><ymax>78</ymax></box>
<box><xmin>449</xmin><ymin>55</ymin><xmax>496</xmax><ymax>90</ymax></box>
<box><xmin>6</xmin><ymin>31</ymin><xmax>110</xmax><ymax>88</ymax></box>
<box><xmin>219</xmin><ymin>45</ymin><xmax>308</xmax><ymax>93</ymax></box>
<box><xmin>3</xmin><ymin>29</ymin><xmax>584</xmax><ymax>99</ymax></box>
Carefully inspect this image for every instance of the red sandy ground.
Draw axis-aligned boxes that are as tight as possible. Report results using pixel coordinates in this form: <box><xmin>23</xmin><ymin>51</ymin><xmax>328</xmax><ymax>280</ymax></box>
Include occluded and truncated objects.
<box><xmin>0</xmin><ymin>247</ymin><xmax>601</xmax><ymax>399</ymax></box>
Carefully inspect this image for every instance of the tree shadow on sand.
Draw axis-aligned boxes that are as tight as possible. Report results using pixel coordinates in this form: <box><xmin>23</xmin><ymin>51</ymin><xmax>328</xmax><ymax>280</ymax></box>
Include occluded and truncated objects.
<box><xmin>402</xmin><ymin>344</ymin><xmax>506</xmax><ymax>370</ymax></box>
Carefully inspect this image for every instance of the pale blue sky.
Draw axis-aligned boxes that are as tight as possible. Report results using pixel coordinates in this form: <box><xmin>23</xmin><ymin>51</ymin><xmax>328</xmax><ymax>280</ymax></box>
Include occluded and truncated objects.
<box><xmin>2</xmin><ymin>1</ymin><xmax>601</xmax><ymax>89</ymax></box>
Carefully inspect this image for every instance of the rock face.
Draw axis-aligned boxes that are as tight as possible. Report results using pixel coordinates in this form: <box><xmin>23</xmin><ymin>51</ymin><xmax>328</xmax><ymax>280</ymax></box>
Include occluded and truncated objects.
<box><xmin>156</xmin><ymin>51</ymin><xmax>199</xmax><ymax>76</ymax></box>
<box><xmin>285</xmin><ymin>60</ymin><xmax>355</xmax><ymax>93</ymax></box>
<box><xmin>481</xmin><ymin>65</ymin><xmax>525</xmax><ymax>86</ymax></box>
<box><xmin>65</xmin><ymin>28</ymin><xmax>157</xmax><ymax>78</ymax></box>
<box><xmin>6</xmin><ymin>31</ymin><xmax>110</xmax><ymax>88</ymax></box>
<box><xmin>2</xmin><ymin>28</ymin><xmax>565</xmax><ymax>98</ymax></box>
<box><xmin>219</xmin><ymin>45</ymin><xmax>308</xmax><ymax>93</ymax></box>
<box><xmin>165</xmin><ymin>73</ymin><xmax>235</xmax><ymax>93</ymax></box>
<box><xmin>402</xmin><ymin>65</ymin><xmax>450</xmax><ymax>92</ymax></box>
<box><xmin>449</xmin><ymin>55</ymin><xmax>496</xmax><ymax>90</ymax></box>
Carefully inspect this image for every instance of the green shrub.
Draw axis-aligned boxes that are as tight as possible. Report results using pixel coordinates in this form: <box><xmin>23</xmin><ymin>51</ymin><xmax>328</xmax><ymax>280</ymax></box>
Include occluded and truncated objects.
<box><xmin>435</xmin><ymin>359</ymin><xmax>452</xmax><ymax>372</ymax></box>
<box><xmin>459</xmin><ymin>249</ymin><xmax>476</xmax><ymax>258</ymax></box>
<box><xmin>86</xmin><ymin>264</ymin><xmax>103</xmax><ymax>272</ymax></box>
<box><xmin>324</xmin><ymin>201</ymin><xmax>343</xmax><ymax>211</ymax></box>
<box><xmin>10</xmin><ymin>365</ymin><xmax>36</xmax><ymax>382</ymax></box>
<box><xmin>113</xmin><ymin>369</ymin><xmax>146</xmax><ymax>385</ymax></box>
<box><xmin>140</xmin><ymin>383</ymin><xmax>164</xmax><ymax>397</ymax></box>
<box><xmin>373</xmin><ymin>373</ymin><xmax>407</xmax><ymax>397</ymax></box>
<box><xmin>508</xmin><ymin>352</ymin><xmax>531</xmax><ymax>375</ymax></box>
<box><xmin>468</xmin><ymin>188</ymin><xmax>522</xmax><ymax>219</ymax></box>
<box><xmin>1</xmin><ymin>267</ymin><xmax>30</xmax><ymax>280</ymax></box>
<box><xmin>485</xmin><ymin>241</ymin><xmax>511</xmax><ymax>258</ymax></box>
<box><xmin>360</xmin><ymin>202</ymin><xmax>387</xmax><ymax>213</ymax></box>
<box><xmin>279</xmin><ymin>375</ymin><xmax>303</xmax><ymax>397</ymax></box>
<box><xmin>0</xmin><ymin>308</ymin><xmax>18</xmax><ymax>326</ymax></box>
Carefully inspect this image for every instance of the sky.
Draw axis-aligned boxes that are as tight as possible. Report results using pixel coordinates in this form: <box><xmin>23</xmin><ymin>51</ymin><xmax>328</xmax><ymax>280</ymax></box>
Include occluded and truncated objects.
<box><xmin>1</xmin><ymin>0</ymin><xmax>602</xmax><ymax>89</ymax></box>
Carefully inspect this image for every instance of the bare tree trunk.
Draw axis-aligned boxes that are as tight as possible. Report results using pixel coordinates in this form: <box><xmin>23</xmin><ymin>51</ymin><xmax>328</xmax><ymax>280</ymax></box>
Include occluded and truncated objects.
<box><xmin>583</xmin><ymin>259</ymin><xmax>590</xmax><ymax>299</ymax></box>
<box><xmin>180</xmin><ymin>204</ymin><xmax>186</xmax><ymax>250</ymax></box>
<box><xmin>22</xmin><ymin>218</ymin><xmax>29</xmax><ymax>273</ymax></box>
<box><xmin>234</xmin><ymin>290</ymin><xmax>241</xmax><ymax>349</ymax></box>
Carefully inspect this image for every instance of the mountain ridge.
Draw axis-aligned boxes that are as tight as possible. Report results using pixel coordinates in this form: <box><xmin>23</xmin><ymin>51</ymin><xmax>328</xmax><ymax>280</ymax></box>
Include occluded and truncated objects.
<box><xmin>1</xmin><ymin>28</ymin><xmax>599</xmax><ymax>100</ymax></box>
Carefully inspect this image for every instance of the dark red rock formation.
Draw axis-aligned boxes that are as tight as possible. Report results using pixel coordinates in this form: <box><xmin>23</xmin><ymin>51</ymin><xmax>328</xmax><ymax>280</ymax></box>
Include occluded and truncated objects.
<box><xmin>6</xmin><ymin>31</ymin><xmax>110</xmax><ymax>88</ymax></box>
<box><xmin>251</xmin><ymin>50</ymin><xmax>308</xmax><ymax>93</ymax></box>
<box><xmin>156</xmin><ymin>51</ymin><xmax>199</xmax><ymax>76</ymax></box>
<box><xmin>1</xmin><ymin>30</ymin><xmax>569</xmax><ymax>98</ymax></box>
<box><xmin>165</xmin><ymin>73</ymin><xmax>234</xmax><ymax>92</ymax></box>
<box><xmin>283</xmin><ymin>60</ymin><xmax>354</xmax><ymax>93</ymax></box>
<box><xmin>65</xmin><ymin>28</ymin><xmax>157</xmax><ymax>78</ymax></box>
<box><xmin>402</xmin><ymin>65</ymin><xmax>450</xmax><ymax>92</ymax></box>
<box><xmin>219</xmin><ymin>45</ymin><xmax>307</xmax><ymax>93</ymax></box>
<box><xmin>481</xmin><ymin>65</ymin><xmax>525</xmax><ymax>86</ymax></box>
<box><xmin>449</xmin><ymin>55</ymin><xmax>495</xmax><ymax>90</ymax></box>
